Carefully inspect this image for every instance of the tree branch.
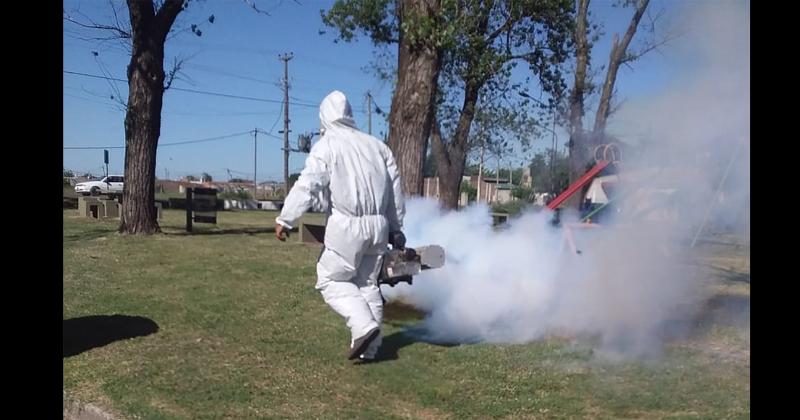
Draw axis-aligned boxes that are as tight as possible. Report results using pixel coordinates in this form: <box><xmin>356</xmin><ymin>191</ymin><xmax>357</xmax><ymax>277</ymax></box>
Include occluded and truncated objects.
<box><xmin>620</xmin><ymin>6</ymin><xmax>676</xmax><ymax>65</ymax></box>
<box><xmin>609</xmin><ymin>94</ymin><xmax>624</xmax><ymax>117</ymax></box>
<box><xmin>63</xmin><ymin>13</ymin><xmax>131</xmax><ymax>39</ymax></box>
<box><xmin>242</xmin><ymin>0</ymin><xmax>271</xmax><ymax>16</ymax></box>
<box><xmin>486</xmin><ymin>15</ymin><xmax>518</xmax><ymax>43</ymax></box>
<box><xmin>80</xmin><ymin>85</ymin><xmax>127</xmax><ymax>112</ymax></box>
<box><xmin>155</xmin><ymin>0</ymin><xmax>186</xmax><ymax>40</ymax></box>
<box><xmin>164</xmin><ymin>56</ymin><xmax>187</xmax><ymax>90</ymax></box>
<box><xmin>615</xmin><ymin>0</ymin><xmax>650</xmax><ymax>61</ymax></box>
<box><xmin>108</xmin><ymin>0</ymin><xmax>129</xmax><ymax>34</ymax></box>
<box><xmin>620</xmin><ymin>34</ymin><xmax>671</xmax><ymax>63</ymax></box>
<box><xmin>93</xmin><ymin>51</ymin><xmax>126</xmax><ymax>105</ymax></box>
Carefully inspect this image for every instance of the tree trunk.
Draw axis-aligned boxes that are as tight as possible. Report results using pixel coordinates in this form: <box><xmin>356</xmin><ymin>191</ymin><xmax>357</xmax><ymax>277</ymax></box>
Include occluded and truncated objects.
<box><xmin>565</xmin><ymin>0</ymin><xmax>591</xmax><ymax>209</ymax></box>
<box><xmin>432</xmin><ymin>82</ymin><xmax>481</xmax><ymax>210</ymax></box>
<box><xmin>387</xmin><ymin>0</ymin><xmax>442</xmax><ymax>197</ymax></box>
<box><xmin>120</xmin><ymin>38</ymin><xmax>163</xmax><ymax>234</ymax></box>
<box><xmin>431</xmin><ymin>118</ymin><xmax>461</xmax><ymax>209</ymax></box>
<box><xmin>119</xmin><ymin>0</ymin><xmax>183</xmax><ymax>234</ymax></box>
<box><xmin>593</xmin><ymin>0</ymin><xmax>649</xmax><ymax>135</ymax></box>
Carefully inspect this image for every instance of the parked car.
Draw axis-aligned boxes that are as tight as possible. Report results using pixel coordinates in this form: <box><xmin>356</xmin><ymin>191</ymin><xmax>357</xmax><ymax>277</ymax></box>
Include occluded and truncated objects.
<box><xmin>75</xmin><ymin>175</ymin><xmax>124</xmax><ymax>197</ymax></box>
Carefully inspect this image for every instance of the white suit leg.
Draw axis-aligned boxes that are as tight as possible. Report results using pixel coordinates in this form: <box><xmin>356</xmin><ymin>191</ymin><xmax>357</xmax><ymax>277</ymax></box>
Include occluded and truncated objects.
<box><xmin>317</xmin><ymin>248</ymin><xmax>379</xmax><ymax>342</ymax></box>
<box><xmin>355</xmin><ymin>250</ymin><xmax>385</xmax><ymax>359</ymax></box>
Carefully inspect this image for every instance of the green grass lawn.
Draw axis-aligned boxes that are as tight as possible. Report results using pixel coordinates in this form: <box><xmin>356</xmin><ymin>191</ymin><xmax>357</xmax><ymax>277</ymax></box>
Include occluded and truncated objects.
<box><xmin>63</xmin><ymin>209</ymin><xmax>749</xmax><ymax>419</ymax></box>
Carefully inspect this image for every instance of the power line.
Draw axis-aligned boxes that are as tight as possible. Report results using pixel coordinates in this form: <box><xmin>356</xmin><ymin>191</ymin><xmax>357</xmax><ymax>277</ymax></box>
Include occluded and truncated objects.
<box><xmin>64</xmin><ymin>145</ymin><xmax>125</xmax><ymax>150</ymax></box>
<box><xmin>64</xmin><ymin>70</ymin><xmax>383</xmax><ymax>113</ymax></box>
<box><xmin>64</xmin><ymin>70</ymin><xmax>318</xmax><ymax>108</ymax></box>
<box><xmin>63</xmin><ymin>92</ymin><xmax>119</xmax><ymax>108</ymax></box>
<box><xmin>256</xmin><ymin>128</ymin><xmax>283</xmax><ymax>141</ymax></box>
<box><xmin>66</xmin><ymin>87</ymin><xmax>282</xmax><ymax>118</ymax></box>
<box><xmin>184</xmin><ymin>63</ymin><xmax>275</xmax><ymax>85</ymax></box>
<box><xmin>267</xmin><ymin>102</ymin><xmax>284</xmax><ymax>134</ymax></box>
<box><xmin>64</xmin><ymin>130</ymin><xmax>253</xmax><ymax>150</ymax></box>
<box><xmin>161</xmin><ymin>131</ymin><xmax>253</xmax><ymax>147</ymax></box>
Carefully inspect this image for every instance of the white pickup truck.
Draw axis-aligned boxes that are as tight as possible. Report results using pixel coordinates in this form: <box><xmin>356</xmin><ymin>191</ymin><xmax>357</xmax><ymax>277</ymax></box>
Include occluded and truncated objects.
<box><xmin>75</xmin><ymin>175</ymin><xmax>124</xmax><ymax>197</ymax></box>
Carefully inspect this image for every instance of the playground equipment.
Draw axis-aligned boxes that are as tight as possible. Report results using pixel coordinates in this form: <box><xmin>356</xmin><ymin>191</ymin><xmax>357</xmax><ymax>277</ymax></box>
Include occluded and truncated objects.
<box><xmin>546</xmin><ymin>143</ymin><xmax>622</xmax><ymax>255</ymax></box>
<box><xmin>547</xmin><ymin>143</ymin><xmax>620</xmax><ymax>211</ymax></box>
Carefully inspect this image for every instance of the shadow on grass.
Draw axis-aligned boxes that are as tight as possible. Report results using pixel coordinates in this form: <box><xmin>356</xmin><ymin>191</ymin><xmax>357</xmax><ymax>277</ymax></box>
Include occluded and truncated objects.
<box><xmin>372</xmin><ymin>301</ymin><xmax>461</xmax><ymax>363</ymax></box>
<box><xmin>63</xmin><ymin>197</ymin><xmax>78</xmax><ymax>209</ymax></box>
<box><xmin>659</xmin><ymin>292</ymin><xmax>750</xmax><ymax>341</ymax></box>
<box><xmin>711</xmin><ymin>265</ymin><xmax>750</xmax><ymax>283</ymax></box>
<box><xmin>375</xmin><ymin>327</ymin><xmax>462</xmax><ymax>363</ymax></box>
<box><xmin>163</xmin><ymin>226</ymin><xmax>277</xmax><ymax>236</ymax></box>
<box><xmin>63</xmin><ymin>315</ymin><xmax>159</xmax><ymax>358</ymax></box>
<box><xmin>63</xmin><ymin>227</ymin><xmax>115</xmax><ymax>243</ymax></box>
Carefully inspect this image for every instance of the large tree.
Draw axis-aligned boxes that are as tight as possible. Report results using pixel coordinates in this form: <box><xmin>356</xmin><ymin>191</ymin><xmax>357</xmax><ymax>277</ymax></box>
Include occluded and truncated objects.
<box><xmin>323</xmin><ymin>0</ymin><xmax>446</xmax><ymax>196</ymax></box>
<box><xmin>65</xmin><ymin>0</ymin><xmax>197</xmax><ymax>233</ymax></box>
<box><xmin>119</xmin><ymin>0</ymin><xmax>186</xmax><ymax>234</ymax></box>
<box><xmin>430</xmin><ymin>0</ymin><xmax>574</xmax><ymax>209</ymax></box>
<box><xmin>565</xmin><ymin>0</ymin><xmax>592</xmax><ymax>200</ymax></box>
<box><xmin>326</xmin><ymin>1</ymin><xmax>574</xmax><ymax>209</ymax></box>
<box><xmin>64</xmin><ymin>0</ymin><xmax>271</xmax><ymax>233</ymax></box>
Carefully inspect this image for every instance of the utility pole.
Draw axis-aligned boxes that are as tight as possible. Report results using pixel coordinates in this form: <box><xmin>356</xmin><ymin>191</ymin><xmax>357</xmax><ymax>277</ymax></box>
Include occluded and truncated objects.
<box><xmin>477</xmin><ymin>140</ymin><xmax>485</xmax><ymax>203</ymax></box>
<box><xmin>496</xmin><ymin>154</ymin><xmax>501</xmax><ymax>203</ymax></box>
<box><xmin>366</xmin><ymin>91</ymin><xmax>372</xmax><ymax>135</ymax></box>
<box><xmin>279</xmin><ymin>52</ymin><xmax>294</xmax><ymax>192</ymax></box>
<box><xmin>549</xmin><ymin>109</ymin><xmax>557</xmax><ymax>194</ymax></box>
<box><xmin>253</xmin><ymin>127</ymin><xmax>258</xmax><ymax>200</ymax></box>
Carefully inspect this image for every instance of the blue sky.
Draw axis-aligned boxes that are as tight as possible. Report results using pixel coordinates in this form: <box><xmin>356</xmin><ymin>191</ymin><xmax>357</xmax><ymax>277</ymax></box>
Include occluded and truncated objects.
<box><xmin>62</xmin><ymin>0</ymin><xmax>731</xmax><ymax>181</ymax></box>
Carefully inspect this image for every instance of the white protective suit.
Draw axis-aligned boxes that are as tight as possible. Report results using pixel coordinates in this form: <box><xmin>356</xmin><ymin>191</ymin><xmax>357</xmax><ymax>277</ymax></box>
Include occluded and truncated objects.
<box><xmin>276</xmin><ymin>90</ymin><xmax>405</xmax><ymax>359</ymax></box>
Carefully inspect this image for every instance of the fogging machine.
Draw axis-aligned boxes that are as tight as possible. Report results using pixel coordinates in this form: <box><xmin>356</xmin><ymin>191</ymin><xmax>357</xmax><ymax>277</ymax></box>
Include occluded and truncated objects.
<box><xmin>378</xmin><ymin>231</ymin><xmax>445</xmax><ymax>287</ymax></box>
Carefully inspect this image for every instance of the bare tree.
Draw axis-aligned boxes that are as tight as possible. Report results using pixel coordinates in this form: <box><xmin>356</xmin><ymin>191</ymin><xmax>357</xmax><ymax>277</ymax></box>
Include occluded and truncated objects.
<box><xmin>63</xmin><ymin>1</ymin><xmax>233</xmax><ymax>234</ymax></box>
<box><xmin>117</xmin><ymin>0</ymin><xmax>186</xmax><ymax>234</ymax></box>
<box><xmin>593</xmin><ymin>0</ymin><xmax>650</xmax><ymax>134</ymax></box>
<box><xmin>564</xmin><ymin>0</ymin><xmax>670</xmax><ymax>208</ymax></box>
<box><xmin>565</xmin><ymin>0</ymin><xmax>591</xmax><ymax>201</ymax></box>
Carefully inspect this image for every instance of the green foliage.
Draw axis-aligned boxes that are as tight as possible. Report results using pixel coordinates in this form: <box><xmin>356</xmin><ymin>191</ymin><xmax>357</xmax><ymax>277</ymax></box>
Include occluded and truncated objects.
<box><xmin>492</xmin><ymin>199</ymin><xmax>528</xmax><ymax>215</ymax></box>
<box><xmin>321</xmin><ymin>0</ymin><xmax>397</xmax><ymax>44</ymax></box>
<box><xmin>528</xmin><ymin>148</ymin><xmax>569</xmax><ymax>193</ymax></box>
<box><xmin>218</xmin><ymin>189</ymin><xmax>252</xmax><ymax>200</ymax></box>
<box><xmin>64</xmin><ymin>168</ymin><xmax>75</xmax><ymax>186</ymax></box>
<box><xmin>512</xmin><ymin>185</ymin><xmax>533</xmax><ymax>201</ymax></box>
<box><xmin>459</xmin><ymin>181</ymin><xmax>477</xmax><ymax>201</ymax></box>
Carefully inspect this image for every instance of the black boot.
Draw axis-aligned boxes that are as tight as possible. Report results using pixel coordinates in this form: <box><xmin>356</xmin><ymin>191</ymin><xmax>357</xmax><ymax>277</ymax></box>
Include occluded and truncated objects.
<box><xmin>348</xmin><ymin>327</ymin><xmax>380</xmax><ymax>360</ymax></box>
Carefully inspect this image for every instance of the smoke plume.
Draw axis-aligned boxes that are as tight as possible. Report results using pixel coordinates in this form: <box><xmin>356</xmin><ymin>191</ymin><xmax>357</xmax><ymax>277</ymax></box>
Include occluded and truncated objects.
<box><xmin>381</xmin><ymin>1</ymin><xmax>749</xmax><ymax>360</ymax></box>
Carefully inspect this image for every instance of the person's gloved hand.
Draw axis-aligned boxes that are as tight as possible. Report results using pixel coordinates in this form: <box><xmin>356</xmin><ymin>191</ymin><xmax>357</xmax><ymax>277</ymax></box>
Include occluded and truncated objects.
<box><xmin>389</xmin><ymin>231</ymin><xmax>406</xmax><ymax>249</ymax></box>
<box><xmin>275</xmin><ymin>224</ymin><xmax>290</xmax><ymax>241</ymax></box>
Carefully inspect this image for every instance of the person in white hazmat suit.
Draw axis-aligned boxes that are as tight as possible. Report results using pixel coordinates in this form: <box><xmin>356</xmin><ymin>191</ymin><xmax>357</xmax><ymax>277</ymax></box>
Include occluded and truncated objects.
<box><xmin>274</xmin><ymin>90</ymin><xmax>405</xmax><ymax>362</ymax></box>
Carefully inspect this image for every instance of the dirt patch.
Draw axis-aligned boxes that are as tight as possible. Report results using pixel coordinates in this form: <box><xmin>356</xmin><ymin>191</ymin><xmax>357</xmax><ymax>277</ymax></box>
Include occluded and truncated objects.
<box><xmin>63</xmin><ymin>401</ymin><xmax>120</xmax><ymax>420</ymax></box>
<box><xmin>384</xmin><ymin>300</ymin><xmax>426</xmax><ymax>322</ymax></box>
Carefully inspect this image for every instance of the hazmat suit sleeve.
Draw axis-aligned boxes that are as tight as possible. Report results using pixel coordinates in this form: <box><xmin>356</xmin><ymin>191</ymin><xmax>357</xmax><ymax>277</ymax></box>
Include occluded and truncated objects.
<box><xmin>383</xmin><ymin>148</ymin><xmax>405</xmax><ymax>232</ymax></box>
<box><xmin>275</xmin><ymin>143</ymin><xmax>330</xmax><ymax>229</ymax></box>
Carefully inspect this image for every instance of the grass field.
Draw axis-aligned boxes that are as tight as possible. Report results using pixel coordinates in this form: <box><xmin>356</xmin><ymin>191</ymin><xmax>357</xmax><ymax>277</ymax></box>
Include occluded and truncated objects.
<box><xmin>63</xmin><ymin>208</ymin><xmax>749</xmax><ymax>419</ymax></box>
